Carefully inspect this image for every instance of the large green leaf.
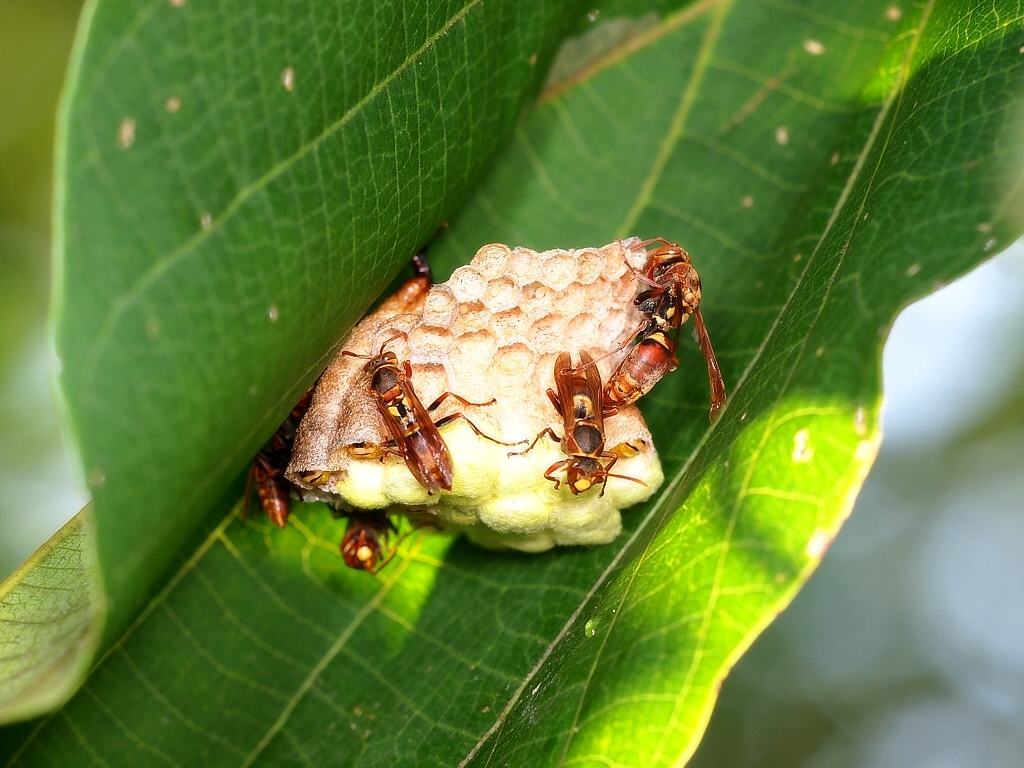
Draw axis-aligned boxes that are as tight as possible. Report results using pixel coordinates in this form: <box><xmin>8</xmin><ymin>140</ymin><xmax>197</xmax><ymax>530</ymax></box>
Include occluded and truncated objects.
<box><xmin>3</xmin><ymin>0</ymin><xmax>1023</xmax><ymax>764</ymax></box>
<box><xmin>50</xmin><ymin>0</ymin><xmax>586</xmax><ymax>646</ymax></box>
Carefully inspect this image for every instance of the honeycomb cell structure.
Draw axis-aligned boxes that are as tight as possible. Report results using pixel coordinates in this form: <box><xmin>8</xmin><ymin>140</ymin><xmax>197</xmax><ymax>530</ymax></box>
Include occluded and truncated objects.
<box><xmin>287</xmin><ymin>239</ymin><xmax>664</xmax><ymax>551</ymax></box>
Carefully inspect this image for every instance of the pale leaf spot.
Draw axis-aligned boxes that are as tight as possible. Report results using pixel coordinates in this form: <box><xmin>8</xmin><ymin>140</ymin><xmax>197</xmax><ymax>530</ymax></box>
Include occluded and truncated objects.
<box><xmin>741</xmin><ymin>195</ymin><xmax>754</xmax><ymax>208</ymax></box>
<box><xmin>984</xmin><ymin>238</ymin><xmax>997</xmax><ymax>251</ymax></box>
<box><xmin>200</xmin><ymin>212</ymin><xmax>213</xmax><ymax>230</ymax></box>
<box><xmin>906</xmin><ymin>263</ymin><xmax>921</xmax><ymax>277</ymax></box>
<box><xmin>168</xmin><ymin>0</ymin><xmax>185</xmax><ymax>6</ymax></box>
<box><xmin>886</xmin><ymin>6</ymin><xmax>902</xmax><ymax>20</ymax></box>
<box><xmin>775</xmin><ymin>126</ymin><xmax>789</xmax><ymax>145</ymax></box>
<box><xmin>830</xmin><ymin>151</ymin><xmax>840</xmax><ymax>165</ymax></box>
<box><xmin>281</xmin><ymin>67</ymin><xmax>295</xmax><ymax>92</ymax></box>
<box><xmin>803</xmin><ymin>39</ymin><xmax>825</xmax><ymax>55</ymax></box>
<box><xmin>269</xmin><ymin>304</ymin><xmax>280</xmax><ymax>322</ymax></box>
<box><xmin>117</xmin><ymin>118</ymin><xmax>136</xmax><ymax>149</ymax></box>
<box><xmin>793</xmin><ymin>253</ymin><xmax>802</xmax><ymax>262</ymax></box>
<box><xmin>854</xmin><ymin>440</ymin><xmax>874</xmax><ymax>461</ymax></box>
<box><xmin>165</xmin><ymin>96</ymin><xmax>181</xmax><ymax>113</ymax></box>
<box><xmin>976</xmin><ymin>222</ymin><xmax>992</xmax><ymax>233</ymax></box>
<box><xmin>792</xmin><ymin>429</ymin><xmax>814</xmax><ymax>462</ymax></box>
<box><xmin>853</xmin><ymin>406</ymin><xmax>867</xmax><ymax>436</ymax></box>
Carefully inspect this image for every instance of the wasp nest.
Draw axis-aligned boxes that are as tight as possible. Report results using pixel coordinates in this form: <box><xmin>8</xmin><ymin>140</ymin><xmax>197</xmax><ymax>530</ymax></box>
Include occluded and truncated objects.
<box><xmin>287</xmin><ymin>239</ymin><xmax>664</xmax><ymax>551</ymax></box>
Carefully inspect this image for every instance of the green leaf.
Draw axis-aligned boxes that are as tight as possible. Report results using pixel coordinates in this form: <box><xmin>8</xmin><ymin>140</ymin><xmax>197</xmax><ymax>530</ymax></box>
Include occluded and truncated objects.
<box><xmin>0</xmin><ymin>511</ymin><xmax>101</xmax><ymax>724</ymax></box>
<box><xmin>49</xmin><ymin>0</ymin><xmax>586</xmax><ymax>647</ymax></box>
<box><xmin>4</xmin><ymin>0</ymin><xmax>1023</xmax><ymax>765</ymax></box>
<box><xmin>0</xmin><ymin>0</ymin><xmax>584</xmax><ymax>730</ymax></box>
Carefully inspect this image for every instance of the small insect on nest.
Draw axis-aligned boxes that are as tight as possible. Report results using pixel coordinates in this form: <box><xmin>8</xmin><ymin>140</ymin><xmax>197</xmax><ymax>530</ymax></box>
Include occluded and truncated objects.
<box><xmin>286</xmin><ymin>239</ymin><xmax>666</xmax><ymax>551</ymax></box>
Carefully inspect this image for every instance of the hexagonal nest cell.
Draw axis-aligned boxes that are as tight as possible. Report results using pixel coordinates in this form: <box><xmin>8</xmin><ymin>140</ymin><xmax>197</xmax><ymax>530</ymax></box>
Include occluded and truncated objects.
<box><xmin>287</xmin><ymin>238</ymin><xmax>664</xmax><ymax>551</ymax></box>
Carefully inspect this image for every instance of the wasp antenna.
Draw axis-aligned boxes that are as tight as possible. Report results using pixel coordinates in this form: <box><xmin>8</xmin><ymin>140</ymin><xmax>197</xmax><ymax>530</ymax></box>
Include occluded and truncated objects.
<box><xmin>606</xmin><ymin>473</ymin><xmax>647</xmax><ymax>486</ymax></box>
<box><xmin>693</xmin><ymin>307</ymin><xmax>727</xmax><ymax>418</ymax></box>
<box><xmin>375</xmin><ymin>330</ymin><xmax>410</xmax><ymax>355</ymax></box>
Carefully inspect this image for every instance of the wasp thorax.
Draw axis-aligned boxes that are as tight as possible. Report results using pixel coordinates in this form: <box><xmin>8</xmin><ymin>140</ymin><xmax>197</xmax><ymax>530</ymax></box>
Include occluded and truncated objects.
<box><xmin>371</xmin><ymin>365</ymin><xmax>400</xmax><ymax>395</ymax></box>
<box><xmin>573</xmin><ymin>423</ymin><xmax>603</xmax><ymax>454</ymax></box>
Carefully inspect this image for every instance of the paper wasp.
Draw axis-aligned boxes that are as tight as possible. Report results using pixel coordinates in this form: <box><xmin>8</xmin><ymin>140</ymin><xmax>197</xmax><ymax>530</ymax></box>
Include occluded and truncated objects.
<box><xmin>604</xmin><ymin>238</ymin><xmax>727</xmax><ymax>422</ymax></box>
<box><xmin>245</xmin><ymin>244</ymin><xmax>439</xmax><ymax>529</ymax></box>
<box><xmin>511</xmin><ymin>351</ymin><xmax>646</xmax><ymax>496</ymax></box>
<box><xmin>244</xmin><ymin>388</ymin><xmax>313</xmax><ymax>528</ymax></box>
<box><xmin>340</xmin><ymin>512</ymin><xmax>399</xmax><ymax>573</ymax></box>
<box><xmin>343</xmin><ymin>332</ymin><xmax>522</xmax><ymax>495</ymax></box>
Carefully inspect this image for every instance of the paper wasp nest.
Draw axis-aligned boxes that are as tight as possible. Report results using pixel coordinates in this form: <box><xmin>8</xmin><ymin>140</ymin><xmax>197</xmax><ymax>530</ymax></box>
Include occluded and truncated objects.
<box><xmin>287</xmin><ymin>239</ymin><xmax>664</xmax><ymax>551</ymax></box>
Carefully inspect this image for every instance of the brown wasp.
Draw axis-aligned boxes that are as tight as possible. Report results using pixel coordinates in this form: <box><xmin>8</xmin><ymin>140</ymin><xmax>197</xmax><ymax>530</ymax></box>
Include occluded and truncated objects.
<box><xmin>344</xmin><ymin>332</ymin><xmax>522</xmax><ymax>494</ymax></box>
<box><xmin>340</xmin><ymin>512</ymin><xmax>399</xmax><ymax>573</ymax></box>
<box><xmin>246</xmin><ymin>244</ymin><xmax>437</xmax><ymax>532</ymax></box>
<box><xmin>338</xmin><ymin>510</ymin><xmax>444</xmax><ymax>574</ymax></box>
<box><xmin>603</xmin><ymin>238</ymin><xmax>727</xmax><ymax>422</ymax></box>
<box><xmin>512</xmin><ymin>351</ymin><xmax>646</xmax><ymax>496</ymax></box>
<box><xmin>244</xmin><ymin>388</ymin><xmax>314</xmax><ymax>528</ymax></box>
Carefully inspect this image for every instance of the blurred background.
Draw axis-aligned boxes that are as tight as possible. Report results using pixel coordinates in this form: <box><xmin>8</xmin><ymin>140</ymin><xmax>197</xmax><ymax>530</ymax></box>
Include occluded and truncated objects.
<box><xmin>3</xmin><ymin>2</ymin><xmax>1023</xmax><ymax>764</ymax></box>
<box><xmin>0</xmin><ymin>0</ymin><xmax>88</xmax><ymax>578</ymax></box>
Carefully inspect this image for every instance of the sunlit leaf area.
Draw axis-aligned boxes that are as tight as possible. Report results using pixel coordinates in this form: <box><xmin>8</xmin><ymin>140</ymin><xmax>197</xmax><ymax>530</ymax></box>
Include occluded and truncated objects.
<box><xmin>2</xmin><ymin>0</ymin><xmax>1024</xmax><ymax>765</ymax></box>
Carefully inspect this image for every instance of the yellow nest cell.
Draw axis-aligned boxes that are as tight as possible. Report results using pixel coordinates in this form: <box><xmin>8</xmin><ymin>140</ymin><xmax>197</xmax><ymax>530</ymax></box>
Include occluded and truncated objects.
<box><xmin>287</xmin><ymin>239</ymin><xmax>664</xmax><ymax>551</ymax></box>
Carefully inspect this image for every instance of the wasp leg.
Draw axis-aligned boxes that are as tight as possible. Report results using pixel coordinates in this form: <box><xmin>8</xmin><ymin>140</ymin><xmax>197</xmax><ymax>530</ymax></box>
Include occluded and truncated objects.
<box><xmin>543</xmin><ymin>459</ymin><xmax>570</xmax><ymax>490</ymax></box>
<box><xmin>433</xmin><ymin>412</ymin><xmax>527</xmax><ymax>447</ymax></box>
<box><xmin>598</xmin><ymin>450</ymin><xmax>647</xmax><ymax>496</ymax></box>
<box><xmin>545</xmin><ymin>388</ymin><xmax>563</xmax><ymax>413</ymax></box>
<box><xmin>596</xmin><ymin>451</ymin><xmax>618</xmax><ymax>498</ymax></box>
<box><xmin>509</xmin><ymin>427</ymin><xmax>561</xmax><ymax>457</ymax></box>
<box><xmin>425</xmin><ymin>391</ymin><xmax>497</xmax><ymax>412</ymax></box>
<box><xmin>576</xmin><ymin>317</ymin><xmax>653</xmax><ymax>372</ymax></box>
<box><xmin>411</xmin><ymin>249</ymin><xmax>433</xmax><ymax>284</ymax></box>
<box><xmin>636</xmin><ymin>236</ymin><xmax>677</xmax><ymax>251</ymax></box>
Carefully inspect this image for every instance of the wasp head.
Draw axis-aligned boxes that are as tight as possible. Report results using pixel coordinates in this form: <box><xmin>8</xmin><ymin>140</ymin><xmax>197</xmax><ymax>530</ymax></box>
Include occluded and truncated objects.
<box><xmin>299</xmin><ymin>470</ymin><xmax>332</xmax><ymax>486</ymax></box>
<box><xmin>341</xmin><ymin>523</ymin><xmax>383</xmax><ymax>571</ymax></box>
<box><xmin>565</xmin><ymin>456</ymin><xmax>605</xmax><ymax>495</ymax></box>
<box><xmin>367</xmin><ymin>353</ymin><xmax>402</xmax><ymax>396</ymax></box>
